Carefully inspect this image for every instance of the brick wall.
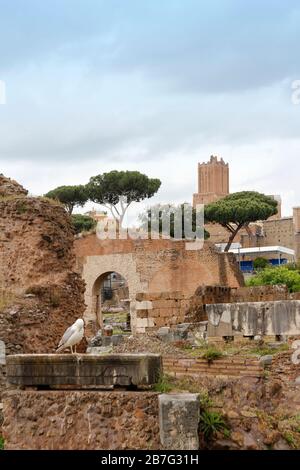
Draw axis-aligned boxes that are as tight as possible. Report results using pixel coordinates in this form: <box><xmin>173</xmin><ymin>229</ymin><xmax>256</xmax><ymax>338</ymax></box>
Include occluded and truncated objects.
<box><xmin>135</xmin><ymin>285</ymin><xmax>290</xmax><ymax>331</ymax></box>
<box><xmin>135</xmin><ymin>291</ymin><xmax>189</xmax><ymax>331</ymax></box>
<box><xmin>2</xmin><ymin>390</ymin><xmax>160</xmax><ymax>450</ymax></box>
<box><xmin>163</xmin><ymin>356</ymin><xmax>264</xmax><ymax>379</ymax></box>
<box><xmin>231</xmin><ymin>285</ymin><xmax>289</xmax><ymax>303</ymax></box>
<box><xmin>75</xmin><ymin>235</ymin><xmax>244</xmax><ymax>332</ymax></box>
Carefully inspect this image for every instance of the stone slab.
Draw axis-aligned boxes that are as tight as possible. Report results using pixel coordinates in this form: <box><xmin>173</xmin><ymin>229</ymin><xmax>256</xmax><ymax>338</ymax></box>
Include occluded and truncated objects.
<box><xmin>6</xmin><ymin>353</ymin><xmax>162</xmax><ymax>388</ymax></box>
<box><xmin>206</xmin><ymin>300</ymin><xmax>300</xmax><ymax>338</ymax></box>
<box><xmin>159</xmin><ymin>393</ymin><xmax>200</xmax><ymax>450</ymax></box>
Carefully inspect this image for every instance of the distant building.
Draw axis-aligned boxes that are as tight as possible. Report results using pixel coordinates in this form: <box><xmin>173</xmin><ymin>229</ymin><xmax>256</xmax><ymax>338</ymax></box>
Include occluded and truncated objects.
<box><xmin>193</xmin><ymin>156</ymin><xmax>300</xmax><ymax>262</ymax></box>
<box><xmin>193</xmin><ymin>155</ymin><xmax>229</xmax><ymax>206</ymax></box>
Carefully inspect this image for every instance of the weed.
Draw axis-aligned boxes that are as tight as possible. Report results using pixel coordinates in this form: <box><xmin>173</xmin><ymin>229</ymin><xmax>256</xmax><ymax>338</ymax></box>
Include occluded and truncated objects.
<box><xmin>199</xmin><ymin>410</ymin><xmax>229</xmax><ymax>441</ymax></box>
<box><xmin>249</xmin><ymin>343</ymin><xmax>289</xmax><ymax>356</ymax></box>
<box><xmin>201</xmin><ymin>345</ymin><xmax>223</xmax><ymax>363</ymax></box>
<box><xmin>199</xmin><ymin>391</ymin><xmax>214</xmax><ymax>409</ymax></box>
<box><xmin>153</xmin><ymin>374</ymin><xmax>173</xmax><ymax>393</ymax></box>
<box><xmin>0</xmin><ymin>436</ymin><xmax>4</xmax><ymax>450</ymax></box>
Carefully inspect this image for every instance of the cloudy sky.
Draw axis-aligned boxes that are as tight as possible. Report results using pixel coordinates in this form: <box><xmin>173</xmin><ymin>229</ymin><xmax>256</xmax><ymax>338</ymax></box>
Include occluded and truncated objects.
<box><xmin>1</xmin><ymin>0</ymin><xmax>300</xmax><ymax>221</ymax></box>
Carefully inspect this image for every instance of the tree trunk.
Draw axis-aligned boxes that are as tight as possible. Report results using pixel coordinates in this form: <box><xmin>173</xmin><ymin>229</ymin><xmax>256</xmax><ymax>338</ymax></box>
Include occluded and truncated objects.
<box><xmin>224</xmin><ymin>224</ymin><xmax>243</xmax><ymax>252</ymax></box>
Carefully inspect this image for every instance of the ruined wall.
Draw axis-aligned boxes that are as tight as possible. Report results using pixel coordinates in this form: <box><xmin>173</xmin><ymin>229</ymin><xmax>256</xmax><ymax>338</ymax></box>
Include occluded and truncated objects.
<box><xmin>2</xmin><ymin>390</ymin><xmax>160</xmax><ymax>450</ymax></box>
<box><xmin>135</xmin><ymin>291</ymin><xmax>190</xmax><ymax>331</ymax></box>
<box><xmin>191</xmin><ymin>285</ymin><xmax>291</xmax><ymax>324</ymax></box>
<box><xmin>231</xmin><ymin>285</ymin><xmax>289</xmax><ymax>303</ymax></box>
<box><xmin>0</xmin><ymin>182</ymin><xmax>86</xmax><ymax>396</ymax></box>
<box><xmin>0</xmin><ymin>174</ymin><xmax>28</xmax><ymax>198</ymax></box>
<box><xmin>74</xmin><ymin>234</ymin><xmax>244</xmax><ymax>333</ymax></box>
<box><xmin>0</xmin><ymin>197</ymin><xmax>77</xmax><ymax>290</ymax></box>
<box><xmin>134</xmin><ymin>285</ymin><xmax>292</xmax><ymax>332</ymax></box>
<box><xmin>261</xmin><ymin>217</ymin><xmax>294</xmax><ymax>250</ymax></box>
<box><xmin>135</xmin><ymin>287</ymin><xmax>234</xmax><ymax>332</ymax></box>
<box><xmin>163</xmin><ymin>356</ymin><xmax>264</xmax><ymax>379</ymax></box>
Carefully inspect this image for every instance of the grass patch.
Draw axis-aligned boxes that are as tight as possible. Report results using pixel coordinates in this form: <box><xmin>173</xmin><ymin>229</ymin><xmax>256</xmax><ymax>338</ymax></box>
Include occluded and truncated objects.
<box><xmin>199</xmin><ymin>391</ymin><xmax>214</xmax><ymax>409</ymax></box>
<box><xmin>37</xmin><ymin>196</ymin><xmax>64</xmax><ymax>207</ymax></box>
<box><xmin>248</xmin><ymin>343</ymin><xmax>289</xmax><ymax>357</ymax></box>
<box><xmin>0</xmin><ymin>436</ymin><xmax>4</xmax><ymax>450</ymax></box>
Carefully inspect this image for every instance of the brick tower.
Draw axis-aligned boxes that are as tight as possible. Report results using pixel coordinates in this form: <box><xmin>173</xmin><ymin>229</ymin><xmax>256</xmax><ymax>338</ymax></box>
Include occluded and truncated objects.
<box><xmin>193</xmin><ymin>156</ymin><xmax>229</xmax><ymax>206</ymax></box>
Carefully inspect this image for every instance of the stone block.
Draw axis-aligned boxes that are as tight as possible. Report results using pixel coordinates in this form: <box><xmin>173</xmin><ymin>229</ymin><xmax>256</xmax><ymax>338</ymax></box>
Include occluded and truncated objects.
<box><xmin>158</xmin><ymin>327</ymin><xmax>171</xmax><ymax>335</ymax></box>
<box><xmin>136</xmin><ymin>309</ymin><xmax>149</xmax><ymax>319</ymax></box>
<box><xmin>292</xmin><ymin>340</ymin><xmax>300</xmax><ymax>350</ymax></box>
<box><xmin>135</xmin><ymin>292</ymin><xmax>149</xmax><ymax>301</ymax></box>
<box><xmin>136</xmin><ymin>300</ymin><xmax>153</xmax><ymax>310</ymax></box>
<box><xmin>86</xmin><ymin>346</ymin><xmax>113</xmax><ymax>355</ymax></box>
<box><xmin>259</xmin><ymin>355</ymin><xmax>273</xmax><ymax>366</ymax></box>
<box><xmin>6</xmin><ymin>354</ymin><xmax>162</xmax><ymax>388</ymax></box>
<box><xmin>159</xmin><ymin>393</ymin><xmax>200</xmax><ymax>450</ymax></box>
<box><xmin>136</xmin><ymin>318</ymin><xmax>149</xmax><ymax>329</ymax></box>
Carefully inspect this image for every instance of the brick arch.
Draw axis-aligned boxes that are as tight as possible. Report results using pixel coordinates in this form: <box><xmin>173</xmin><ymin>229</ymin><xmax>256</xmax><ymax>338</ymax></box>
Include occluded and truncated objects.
<box><xmin>82</xmin><ymin>253</ymin><xmax>146</xmax><ymax>335</ymax></box>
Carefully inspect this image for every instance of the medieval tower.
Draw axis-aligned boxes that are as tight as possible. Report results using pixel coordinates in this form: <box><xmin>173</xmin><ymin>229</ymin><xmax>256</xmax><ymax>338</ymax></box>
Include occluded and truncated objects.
<box><xmin>193</xmin><ymin>155</ymin><xmax>229</xmax><ymax>206</ymax></box>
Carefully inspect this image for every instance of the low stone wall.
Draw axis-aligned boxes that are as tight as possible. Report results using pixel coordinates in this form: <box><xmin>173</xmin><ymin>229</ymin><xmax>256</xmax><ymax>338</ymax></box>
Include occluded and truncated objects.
<box><xmin>135</xmin><ymin>285</ymin><xmax>293</xmax><ymax>332</ymax></box>
<box><xmin>2</xmin><ymin>391</ymin><xmax>160</xmax><ymax>450</ymax></box>
<box><xmin>231</xmin><ymin>285</ymin><xmax>289</xmax><ymax>303</ymax></box>
<box><xmin>207</xmin><ymin>300</ymin><xmax>300</xmax><ymax>338</ymax></box>
<box><xmin>163</xmin><ymin>356</ymin><xmax>264</xmax><ymax>378</ymax></box>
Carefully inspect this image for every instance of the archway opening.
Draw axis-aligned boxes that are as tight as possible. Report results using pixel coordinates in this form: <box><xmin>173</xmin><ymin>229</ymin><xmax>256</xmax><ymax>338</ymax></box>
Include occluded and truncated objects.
<box><xmin>92</xmin><ymin>271</ymin><xmax>131</xmax><ymax>334</ymax></box>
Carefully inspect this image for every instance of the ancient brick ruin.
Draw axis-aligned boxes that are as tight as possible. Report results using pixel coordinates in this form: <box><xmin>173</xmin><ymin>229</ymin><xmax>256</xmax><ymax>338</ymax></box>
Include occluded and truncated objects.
<box><xmin>74</xmin><ymin>235</ymin><xmax>244</xmax><ymax>335</ymax></box>
<box><xmin>1</xmin><ymin>174</ymin><xmax>300</xmax><ymax>451</ymax></box>
<box><xmin>0</xmin><ymin>177</ymin><xmax>86</xmax><ymax>404</ymax></box>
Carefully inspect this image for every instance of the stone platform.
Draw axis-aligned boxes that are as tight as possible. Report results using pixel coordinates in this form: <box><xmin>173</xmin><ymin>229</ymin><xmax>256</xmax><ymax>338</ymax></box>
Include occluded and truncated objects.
<box><xmin>6</xmin><ymin>353</ymin><xmax>162</xmax><ymax>389</ymax></box>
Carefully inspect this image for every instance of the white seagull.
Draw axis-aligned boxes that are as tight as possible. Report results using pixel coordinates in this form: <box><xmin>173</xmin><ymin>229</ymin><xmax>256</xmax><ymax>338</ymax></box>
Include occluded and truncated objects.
<box><xmin>56</xmin><ymin>318</ymin><xmax>85</xmax><ymax>354</ymax></box>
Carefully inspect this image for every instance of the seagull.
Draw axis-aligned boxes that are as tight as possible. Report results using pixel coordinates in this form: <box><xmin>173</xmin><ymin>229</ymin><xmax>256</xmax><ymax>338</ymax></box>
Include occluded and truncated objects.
<box><xmin>56</xmin><ymin>318</ymin><xmax>85</xmax><ymax>354</ymax></box>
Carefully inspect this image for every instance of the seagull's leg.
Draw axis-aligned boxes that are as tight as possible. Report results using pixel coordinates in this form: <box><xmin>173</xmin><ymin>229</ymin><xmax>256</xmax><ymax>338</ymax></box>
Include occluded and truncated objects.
<box><xmin>70</xmin><ymin>345</ymin><xmax>73</xmax><ymax>354</ymax></box>
<box><xmin>74</xmin><ymin>345</ymin><xmax>77</xmax><ymax>354</ymax></box>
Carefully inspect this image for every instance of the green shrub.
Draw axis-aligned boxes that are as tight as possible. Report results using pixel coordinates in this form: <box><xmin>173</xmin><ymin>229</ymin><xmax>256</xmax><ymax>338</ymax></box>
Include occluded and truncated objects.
<box><xmin>199</xmin><ymin>410</ymin><xmax>229</xmax><ymax>441</ymax></box>
<box><xmin>201</xmin><ymin>345</ymin><xmax>223</xmax><ymax>363</ymax></box>
<box><xmin>253</xmin><ymin>257</ymin><xmax>269</xmax><ymax>270</ymax></box>
<box><xmin>153</xmin><ymin>374</ymin><xmax>173</xmax><ymax>393</ymax></box>
<box><xmin>0</xmin><ymin>436</ymin><xmax>4</xmax><ymax>450</ymax></box>
<box><xmin>247</xmin><ymin>266</ymin><xmax>300</xmax><ymax>293</ymax></box>
<box><xmin>71</xmin><ymin>214</ymin><xmax>96</xmax><ymax>234</ymax></box>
